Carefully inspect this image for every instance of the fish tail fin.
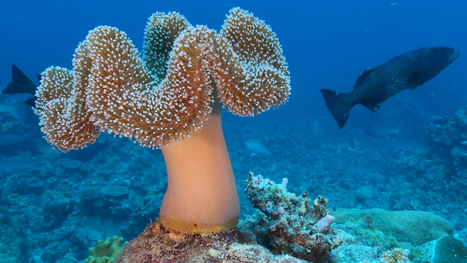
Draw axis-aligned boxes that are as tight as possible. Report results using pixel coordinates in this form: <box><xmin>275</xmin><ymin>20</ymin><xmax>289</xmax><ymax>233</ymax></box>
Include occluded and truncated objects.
<box><xmin>320</xmin><ymin>89</ymin><xmax>353</xmax><ymax>129</ymax></box>
<box><xmin>2</xmin><ymin>64</ymin><xmax>37</xmax><ymax>96</ymax></box>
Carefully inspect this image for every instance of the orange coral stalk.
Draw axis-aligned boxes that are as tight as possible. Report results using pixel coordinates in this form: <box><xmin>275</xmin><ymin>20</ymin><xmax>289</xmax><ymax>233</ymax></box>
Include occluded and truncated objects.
<box><xmin>159</xmin><ymin>112</ymin><xmax>240</xmax><ymax>232</ymax></box>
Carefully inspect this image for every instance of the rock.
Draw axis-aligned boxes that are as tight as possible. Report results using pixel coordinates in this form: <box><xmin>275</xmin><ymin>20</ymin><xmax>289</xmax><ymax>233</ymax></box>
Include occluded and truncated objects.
<box><xmin>432</xmin><ymin>235</ymin><xmax>467</xmax><ymax>263</ymax></box>
<box><xmin>115</xmin><ymin>222</ymin><xmax>307</xmax><ymax>263</ymax></box>
<box><xmin>334</xmin><ymin>208</ymin><xmax>452</xmax><ymax>246</ymax></box>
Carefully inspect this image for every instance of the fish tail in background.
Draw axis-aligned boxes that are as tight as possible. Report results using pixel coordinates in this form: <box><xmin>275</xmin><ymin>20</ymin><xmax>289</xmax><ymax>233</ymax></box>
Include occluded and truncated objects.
<box><xmin>320</xmin><ymin>89</ymin><xmax>353</xmax><ymax>129</ymax></box>
<box><xmin>24</xmin><ymin>97</ymin><xmax>37</xmax><ymax>107</ymax></box>
<box><xmin>2</xmin><ymin>64</ymin><xmax>37</xmax><ymax>95</ymax></box>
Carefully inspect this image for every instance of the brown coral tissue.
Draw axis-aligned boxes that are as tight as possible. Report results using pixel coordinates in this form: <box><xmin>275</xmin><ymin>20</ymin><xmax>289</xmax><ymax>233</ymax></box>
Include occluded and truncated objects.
<box><xmin>34</xmin><ymin>7</ymin><xmax>290</xmax><ymax>152</ymax></box>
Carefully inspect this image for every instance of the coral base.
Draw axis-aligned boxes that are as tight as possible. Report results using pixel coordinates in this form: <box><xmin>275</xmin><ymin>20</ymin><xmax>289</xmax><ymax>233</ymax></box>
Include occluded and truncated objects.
<box><xmin>115</xmin><ymin>221</ymin><xmax>307</xmax><ymax>263</ymax></box>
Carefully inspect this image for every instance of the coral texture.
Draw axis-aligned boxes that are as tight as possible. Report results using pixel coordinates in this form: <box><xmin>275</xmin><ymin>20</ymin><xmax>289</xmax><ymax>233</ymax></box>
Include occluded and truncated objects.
<box><xmin>380</xmin><ymin>248</ymin><xmax>410</xmax><ymax>263</ymax></box>
<box><xmin>34</xmin><ymin>7</ymin><xmax>290</xmax><ymax>151</ymax></box>
<box><xmin>115</xmin><ymin>221</ymin><xmax>307</xmax><ymax>263</ymax></box>
<box><xmin>244</xmin><ymin>172</ymin><xmax>342</xmax><ymax>262</ymax></box>
<box><xmin>0</xmin><ymin>224</ymin><xmax>21</xmax><ymax>262</ymax></box>
<box><xmin>85</xmin><ymin>236</ymin><xmax>126</xmax><ymax>263</ymax></box>
<box><xmin>333</xmin><ymin>208</ymin><xmax>452</xmax><ymax>246</ymax></box>
<box><xmin>432</xmin><ymin>235</ymin><xmax>467</xmax><ymax>263</ymax></box>
<box><xmin>426</xmin><ymin>109</ymin><xmax>467</xmax><ymax>180</ymax></box>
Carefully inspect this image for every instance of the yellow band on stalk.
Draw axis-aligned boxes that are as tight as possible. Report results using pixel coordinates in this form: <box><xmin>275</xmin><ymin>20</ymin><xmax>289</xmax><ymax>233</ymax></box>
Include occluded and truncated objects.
<box><xmin>159</xmin><ymin>213</ymin><xmax>239</xmax><ymax>233</ymax></box>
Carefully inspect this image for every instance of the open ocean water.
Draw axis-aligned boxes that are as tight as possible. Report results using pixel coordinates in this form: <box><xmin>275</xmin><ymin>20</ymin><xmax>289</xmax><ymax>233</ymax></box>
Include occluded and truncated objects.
<box><xmin>1</xmin><ymin>0</ymin><xmax>466</xmax><ymax>262</ymax></box>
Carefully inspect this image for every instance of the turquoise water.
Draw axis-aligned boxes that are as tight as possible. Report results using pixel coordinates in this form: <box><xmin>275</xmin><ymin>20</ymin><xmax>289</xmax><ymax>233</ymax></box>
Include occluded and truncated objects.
<box><xmin>0</xmin><ymin>1</ymin><xmax>466</xmax><ymax>262</ymax></box>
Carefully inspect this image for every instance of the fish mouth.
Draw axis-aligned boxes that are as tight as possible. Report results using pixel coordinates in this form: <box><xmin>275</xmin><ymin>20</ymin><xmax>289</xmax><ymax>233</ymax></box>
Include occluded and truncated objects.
<box><xmin>447</xmin><ymin>49</ymin><xmax>460</xmax><ymax>65</ymax></box>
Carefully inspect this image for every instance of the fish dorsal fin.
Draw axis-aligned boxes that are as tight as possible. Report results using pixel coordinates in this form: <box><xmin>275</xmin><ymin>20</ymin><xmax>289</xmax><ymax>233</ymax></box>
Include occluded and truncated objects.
<box><xmin>361</xmin><ymin>100</ymin><xmax>385</xmax><ymax>112</ymax></box>
<box><xmin>354</xmin><ymin>67</ymin><xmax>376</xmax><ymax>89</ymax></box>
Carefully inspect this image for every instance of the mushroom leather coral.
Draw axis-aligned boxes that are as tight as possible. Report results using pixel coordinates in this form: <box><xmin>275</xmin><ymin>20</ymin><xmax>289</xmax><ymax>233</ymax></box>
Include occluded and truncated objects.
<box><xmin>35</xmin><ymin>8</ymin><xmax>290</xmax><ymax>233</ymax></box>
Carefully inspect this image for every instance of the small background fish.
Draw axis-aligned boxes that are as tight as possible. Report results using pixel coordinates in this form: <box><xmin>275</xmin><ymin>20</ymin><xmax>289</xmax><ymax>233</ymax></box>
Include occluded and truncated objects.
<box><xmin>245</xmin><ymin>139</ymin><xmax>272</xmax><ymax>155</ymax></box>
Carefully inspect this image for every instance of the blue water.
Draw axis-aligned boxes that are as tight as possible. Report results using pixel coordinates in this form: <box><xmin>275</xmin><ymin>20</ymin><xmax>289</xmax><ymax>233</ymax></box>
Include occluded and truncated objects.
<box><xmin>1</xmin><ymin>0</ymin><xmax>467</xmax><ymax>262</ymax></box>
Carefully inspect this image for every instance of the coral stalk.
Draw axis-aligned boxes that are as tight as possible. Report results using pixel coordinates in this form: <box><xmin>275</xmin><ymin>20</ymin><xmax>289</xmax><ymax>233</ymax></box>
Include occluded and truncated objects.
<box><xmin>159</xmin><ymin>112</ymin><xmax>240</xmax><ymax>232</ymax></box>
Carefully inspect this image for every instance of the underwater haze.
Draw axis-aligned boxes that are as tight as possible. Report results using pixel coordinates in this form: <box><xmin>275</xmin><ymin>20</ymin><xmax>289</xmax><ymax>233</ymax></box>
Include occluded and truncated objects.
<box><xmin>1</xmin><ymin>0</ymin><xmax>467</xmax><ymax>262</ymax></box>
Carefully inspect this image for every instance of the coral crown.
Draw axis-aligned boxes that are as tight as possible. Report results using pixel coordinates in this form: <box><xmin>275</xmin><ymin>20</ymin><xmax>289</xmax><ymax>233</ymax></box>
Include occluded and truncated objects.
<box><xmin>35</xmin><ymin>7</ymin><xmax>291</xmax><ymax>152</ymax></box>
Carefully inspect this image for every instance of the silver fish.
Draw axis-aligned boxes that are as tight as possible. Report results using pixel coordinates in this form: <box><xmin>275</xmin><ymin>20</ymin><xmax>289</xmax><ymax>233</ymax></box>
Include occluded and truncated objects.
<box><xmin>245</xmin><ymin>139</ymin><xmax>272</xmax><ymax>155</ymax></box>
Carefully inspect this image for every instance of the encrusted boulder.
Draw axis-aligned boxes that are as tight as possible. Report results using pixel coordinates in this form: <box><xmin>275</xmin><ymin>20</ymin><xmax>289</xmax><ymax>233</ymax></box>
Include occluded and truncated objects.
<box><xmin>243</xmin><ymin>172</ymin><xmax>342</xmax><ymax>261</ymax></box>
<box><xmin>115</xmin><ymin>222</ymin><xmax>306</xmax><ymax>263</ymax></box>
<box><xmin>333</xmin><ymin>208</ymin><xmax>452</xmax><ymax>246</ymax></box>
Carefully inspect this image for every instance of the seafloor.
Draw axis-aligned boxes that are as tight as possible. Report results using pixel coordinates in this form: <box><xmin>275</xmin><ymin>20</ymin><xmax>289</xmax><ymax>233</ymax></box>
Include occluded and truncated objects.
<box><xmin>0</xmin><ymin>90</ymin><xmax>466</xmax><ymax>262</ymax></box>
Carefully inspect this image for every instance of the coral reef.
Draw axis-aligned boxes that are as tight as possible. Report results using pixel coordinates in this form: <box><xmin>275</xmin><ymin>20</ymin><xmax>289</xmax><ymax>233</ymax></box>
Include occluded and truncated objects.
<box><xmin>85</xmin><ymin>236</ymin><xmax>126</xmax><ymax>263</ymax></box>
<box><xmin>2</xmin><ymin>55</ymin><xmax>467</xmax><ymax>262</ymax></box>
<box><xmin>115</xmin><ymin>221</ymin><xmax>306</xmax><ymax>263</ymax></box>
<box><xmin>426</xmin><ymin>109</ymin><xmax>467</xmax><ymax>181</ymax></box>
<box><xmin>243</xmin><ymin>172</ymin><xmax>342</xmax><ymax>262</ymax></box>
<box><xmin>379</xmin><ymin>248</ymin><xmax>410</xmax><ymax>263</ymax></box>
<box><xmin>333</xmin><ymin>208</ymin><xmax>452</xmax><ymax>246</ymax></box>
<box><xmin>431</xmin><ymin>235</ymin><xmax>467</xmax><ymax>263</ymax></box>
<box><xmin>0</xmin><ymin>224</ymin><xmax>21</xmax><ymax>262</ymax></box>
<box><xmin>331</xmin><ymin>208</ymin><xmax>467</xmax><ymax>263</ymax></box>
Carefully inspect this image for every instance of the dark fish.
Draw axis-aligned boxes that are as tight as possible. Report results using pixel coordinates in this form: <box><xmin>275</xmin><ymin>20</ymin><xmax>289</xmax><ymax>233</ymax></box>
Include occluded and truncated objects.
<box><xmin>2</xmin><ymin>64</ymin><xmax>40</xmax><ymax>106</ymax></box>
<box><xmin>320</xmin><ymin>47</ymin><xmax>460</xmax><ymax>129</ymax></box>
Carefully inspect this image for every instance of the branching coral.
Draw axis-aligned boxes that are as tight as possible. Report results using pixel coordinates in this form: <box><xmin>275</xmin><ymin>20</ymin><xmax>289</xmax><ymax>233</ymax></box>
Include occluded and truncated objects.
<box><xmin>380</xmin><ymin>248</ymin><xmax>411</xmax><ymax>263</ymax></box>
<box><xmin>244</xmin><ymin>172</ymin><xmax>342</xmax><ymax>261</ymax></box>
<box><xmin>34</xmin><ymin>8</ymin><xmax>290</xmax><ymax>233</ymax></box>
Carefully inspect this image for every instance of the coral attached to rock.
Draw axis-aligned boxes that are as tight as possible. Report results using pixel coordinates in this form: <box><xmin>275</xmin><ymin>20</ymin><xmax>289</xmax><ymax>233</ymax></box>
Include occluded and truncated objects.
<box><xmin>85</xmin><ymin>236</ymin><xmax>126</xmax><ymax>263</ymax></box>
<box><xmin>115</xmin><ymin>221</ymin><xmax>307</xmax><ymax>263</ymax></box>
<box><xmin>432</xmin><ymin>235</ymin><xmax>467</xmax><ymax>263</ymax></box>
<box><xmin>380</xmin><ymin>248</ymin><xmax>410</xmax><ymax>263</ymax></box>
<box><xmin>244</xmin><ymin>172</ymin><xmax>342</xmax><ymax>262</ymax></box>
<box><xmin>333</xmin><ymin>208</ymin><xmax>453</xmax><ymax>246</ymax></box>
